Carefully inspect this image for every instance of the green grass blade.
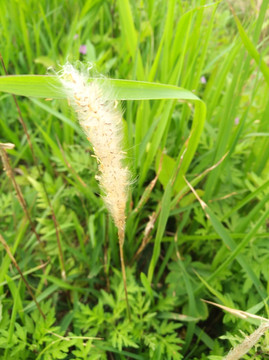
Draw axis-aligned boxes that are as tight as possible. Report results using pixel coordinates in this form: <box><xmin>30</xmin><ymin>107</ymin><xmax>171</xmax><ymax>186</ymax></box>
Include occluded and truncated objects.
<box><xmin>30</xmin><ymin>98</ymin><xmax>81</xmax><ymax>133</ymax></box>
<box><xmin>232</xmin><ymin>5</ymin><xmax>269</xmax><ymax>85</ymax></box>
<box><xmin>173</xmin><ymin>101</ymin><xmax>206</xmax><ymax>192</ymax></box>
<box><xmin>0</xmin><ymin>75</ymin><xmax>63</xmax><ymax>98</ymax></box>
<box><xmin>147</xmin><ymin>181</ymin><xmax>172</xmax><ymax>284</ymax></box>
<box><xmin>204</xmin><ymin>205</ymin><xmax>267</xmax><ymax>299</ymax></box>
<box><xmin>4</xmin><ymin>278</ymin><xmax>21</xmax><ymax>359</ymax></box>
<box><xmin>222</xmin><ymin>178</ymin><xmax>269</xmax><ymax>220</ymax></box>
<box><xmin>0</xmin><ymin>75</ymin><xmax>200</xmax><ymax>101</ymax></box>
<box><xmin>23</xmin><ymin>284</ymin><xmax>58</xmax><ymax>313</ymax></box>
<box><xmin>116</xmin><ymin>0</ymin><xmax>145</xmax><ymax>79</ymax></box>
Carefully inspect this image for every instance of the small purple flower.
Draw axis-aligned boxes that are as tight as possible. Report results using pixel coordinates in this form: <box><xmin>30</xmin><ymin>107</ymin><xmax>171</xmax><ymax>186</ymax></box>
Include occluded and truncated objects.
<box><xmin>79</xmin><ymin>45</ymin><xmax>87</xmax><ymax>55</ymax></box>
<box><xmin>234</xmin><ymin>117</ymin><xmax>239</xmax><ymax>125</ymax></box>
<box><xmin>73</xmin><ymin>34</ymin><xmax>79</xmax><ymax>40</ymax></box>
<box><xmin>200</xmin><ymin>76</ymin><xmax>207</xmax><ymax>84</ymax></box>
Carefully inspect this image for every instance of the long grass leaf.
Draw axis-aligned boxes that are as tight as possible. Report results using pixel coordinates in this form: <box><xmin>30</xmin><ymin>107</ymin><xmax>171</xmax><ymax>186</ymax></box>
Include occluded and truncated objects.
<box><xmin>147</xmin><ymin>181</ymin><xmax>172</xmax><ymax>284</ymax></box>
<box><xmin>232</xmin><ymin>6</ymin><xmax>269</xmax><ymax>85</ymax></box>
<box><xmin>0</xmin><ymin>75</ymin><xmax>200</xmax><ymax>100</ymax></box>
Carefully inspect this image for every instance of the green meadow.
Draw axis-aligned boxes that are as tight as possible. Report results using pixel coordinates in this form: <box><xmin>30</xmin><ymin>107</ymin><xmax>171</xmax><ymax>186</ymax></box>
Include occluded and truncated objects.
<box><xmin>0</xmin><ymin>0</ymin><xmax>269</xmax><ymax>359</ymax></box>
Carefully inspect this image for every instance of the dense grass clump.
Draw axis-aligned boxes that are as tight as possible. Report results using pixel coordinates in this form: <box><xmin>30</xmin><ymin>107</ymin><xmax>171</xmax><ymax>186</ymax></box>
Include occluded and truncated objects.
<box><xmin>0</xmin><ymin>0</ymin><xmax>269</xmax><ymax>359</ymax></box>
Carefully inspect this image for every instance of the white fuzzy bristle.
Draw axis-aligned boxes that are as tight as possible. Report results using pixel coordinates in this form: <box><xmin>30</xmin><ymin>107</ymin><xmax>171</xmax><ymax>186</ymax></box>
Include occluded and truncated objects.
<box><xmin>59</xmin><ymin>64</ymin><xmax>129</xmax><ymax>236</ymax></box>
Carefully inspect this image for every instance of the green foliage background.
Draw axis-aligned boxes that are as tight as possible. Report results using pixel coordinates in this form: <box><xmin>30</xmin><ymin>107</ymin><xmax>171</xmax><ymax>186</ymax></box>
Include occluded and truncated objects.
<box><xmin>0</xmin><ymin>0</ymin><xmax>269</xmax><ymax>359</ymax></box>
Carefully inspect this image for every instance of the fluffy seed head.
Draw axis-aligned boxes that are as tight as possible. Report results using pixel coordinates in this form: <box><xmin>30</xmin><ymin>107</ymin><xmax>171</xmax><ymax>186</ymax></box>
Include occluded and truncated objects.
<box><xmin>58</xmin><ymin>64</ymin><xmax>129</xmax><ymax>235</ymax></box>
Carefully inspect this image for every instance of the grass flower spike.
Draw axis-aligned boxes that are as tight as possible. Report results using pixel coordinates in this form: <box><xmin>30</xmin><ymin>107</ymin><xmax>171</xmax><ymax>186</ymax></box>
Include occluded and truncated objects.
<box><xmin>59</xmin><ymin>64</ymin><xmax>130</xmax><ymax>316</ymax></box>
<box><xmin>59</xmin><ymin>64</ymin><xmax>128</xmax><ymax>237</ymax></box>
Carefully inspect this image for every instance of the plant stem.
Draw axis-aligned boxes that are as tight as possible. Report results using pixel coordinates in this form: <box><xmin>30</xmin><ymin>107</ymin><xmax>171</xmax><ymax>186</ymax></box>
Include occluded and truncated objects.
<box><xmin>118</xmin><ymin>229</ymin><xmax>131</xmax><ymax>321</ymax></box>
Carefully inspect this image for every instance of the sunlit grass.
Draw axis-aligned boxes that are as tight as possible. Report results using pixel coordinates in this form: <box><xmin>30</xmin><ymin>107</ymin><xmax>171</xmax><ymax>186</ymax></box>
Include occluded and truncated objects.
<box><xmin>0</xmin><ymin>0</ymin><xmax>269</xmax><ymax>359</ymax></box>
